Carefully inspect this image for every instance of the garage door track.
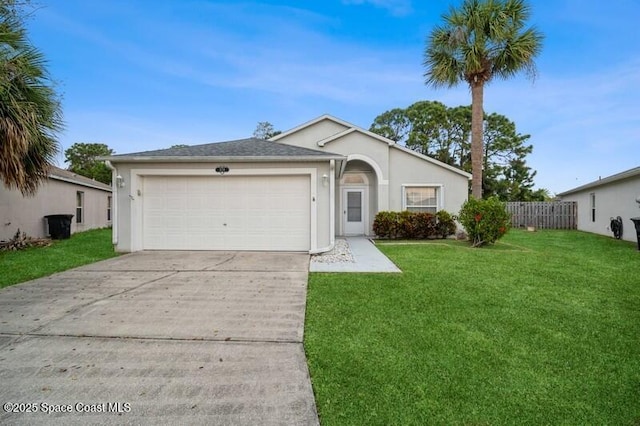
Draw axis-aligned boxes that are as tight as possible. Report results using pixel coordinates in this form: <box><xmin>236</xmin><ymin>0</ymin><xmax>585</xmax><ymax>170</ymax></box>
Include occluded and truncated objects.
<box><xmin>0</xmin><ymin>251</ymin><xmax>318</xmax><ymax>425</ymax></box>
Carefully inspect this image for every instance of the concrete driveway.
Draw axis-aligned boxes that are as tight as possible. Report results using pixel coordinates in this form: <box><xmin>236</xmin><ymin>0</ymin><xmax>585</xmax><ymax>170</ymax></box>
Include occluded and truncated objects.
<box><xmin>0</xmin><ymin>251</ymin><xmax>318</xmax><ymax>425</ymax></box>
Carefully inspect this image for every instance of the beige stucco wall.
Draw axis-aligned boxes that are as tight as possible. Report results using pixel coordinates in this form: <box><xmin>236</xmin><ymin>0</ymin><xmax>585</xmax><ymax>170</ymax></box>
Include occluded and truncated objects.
<box><xmin>275</xmin><ymin>119</ymin><xmax>349</xmax><ymax>150</ymax></box>
<box><xmin>277</xmin><ymin>117</ymin><xmax>470</xmax><ymax>235</ymax></box>
<box><xmin>0</xmin><ymin>179</ymin><xmax>112</xmax><ymax>241</ymax></box>
<box><xmin>109</xmin><ymin>161</ymin><xmax>332</xmax><ymax>252</ymax></box>
<box><xmin>389</xmin><ymin>148</ymin><xmax>469</xmax><ymax>216</ymax></box>
<box><xmin>560</xmin><ymin>176</ymin><xmax>640</xmax><ymax>243</ymax></box>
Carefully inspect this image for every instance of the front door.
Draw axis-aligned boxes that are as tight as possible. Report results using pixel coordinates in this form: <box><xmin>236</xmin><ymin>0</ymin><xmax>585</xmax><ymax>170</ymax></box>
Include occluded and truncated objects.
<box><xmin>343</xmin><ymin>188</ymin><xmax>366</xmax><ymax>235</ymax></box>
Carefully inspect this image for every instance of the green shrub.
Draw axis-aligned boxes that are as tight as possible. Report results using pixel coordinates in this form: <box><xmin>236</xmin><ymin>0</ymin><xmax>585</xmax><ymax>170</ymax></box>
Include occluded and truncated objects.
<box><xmin>397</xmin><ymin>210</ymin><xmax>416</xmax><ymax>239</ymax></box>
<box><xmin>372</xmin><ymin>211</ymin><xmax>400</xmax><ymax>238</ymax></box>
<box><xmin>458</xmin><ymin>197</ymin><xmax>511</xmax><ymax>247</ymax></box>
<box><xmin>435</xmin><ymin>210</ymin><xmax>457</xmax><ymax>239</ymax></box>
<box><xmin>373</xmin><ymin>210</ymin><xmax>457</xmax><ymax>239</ymax></box>
<box><xmin>413</xmin><ymin>212</ymin><xmax>437</xmax><ymax>239</ymax></box>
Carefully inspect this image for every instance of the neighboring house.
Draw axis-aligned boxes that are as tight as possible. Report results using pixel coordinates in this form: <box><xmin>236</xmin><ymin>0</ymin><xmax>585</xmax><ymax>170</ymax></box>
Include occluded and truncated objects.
<box><xmin>0</xmin><ymin>166</ymin><xmax>113</xmax><ymax>241</ymax></box>
<box><xmin>105</xmin><ymin>114</ymin><xmax>471</xmax><ymax>253</ymax></box>
<box><xmin>557</xmin><ymin>166</ymin><xmax>640</xmax><ymax>243</ymax></box>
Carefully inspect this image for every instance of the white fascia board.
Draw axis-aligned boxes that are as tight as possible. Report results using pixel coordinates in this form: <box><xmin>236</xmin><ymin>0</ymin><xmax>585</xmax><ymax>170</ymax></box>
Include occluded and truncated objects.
<box><xmin>391</xmin><ymin>145</ymin><xmax>472</xmax><ymax>179</ymax></box>
<box><xmin>317</xmin><ymin>128</ymin><xmax>356</xmax><ymax>147</ymax></box>
<box><xmin>315</xmin><ymin>123</ymin><xmax>396</xmax><ymax>148</ymax></box>
<box><xmin>269</xmin><ymin>114</ymin><xmax>346</xmax><ymax>141</ymax></box>
<box><xmin>105</xmin><ymin>155</ymin><xmax>345</xmax><ymax>163</ymax></box>
<box><xmin>48</xmin><ymin>174</ymin><xmax>112</xmax><ymax>192</ymax></box>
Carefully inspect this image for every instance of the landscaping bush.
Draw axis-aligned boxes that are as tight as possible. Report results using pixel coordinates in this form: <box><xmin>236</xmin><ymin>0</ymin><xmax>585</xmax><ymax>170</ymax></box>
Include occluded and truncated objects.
<box><xmin>372</xmin><ymin>211</ymin><xmax>400</xmax><ymax>238</ymax></box>
<box><xmin>373</xmin><ymin>210</ymin><xmax>457</xmax><ymax>239</ymax></box>
<box><xmin>458</xmin><ymin>197</ymin><xmax>511</xmax><ymax>247</ymax></box>
<box><xmin>397</xmin><ymin>210</ymin><xmax>417</xmax><ymax>239</ymax></box>
<box><xmin>435</xmin><ymin>210</ymin><xmax>457</xmax><ymax>239</ymax></box>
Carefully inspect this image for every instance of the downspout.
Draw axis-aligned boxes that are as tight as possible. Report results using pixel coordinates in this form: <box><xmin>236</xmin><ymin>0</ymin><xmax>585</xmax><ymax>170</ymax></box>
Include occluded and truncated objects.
<box><xmin>309</xmin><ymin>160</ymin><xmax>336</xmax><ymax>254</ymax></box>
<box><xmin>104</xmin><ymin>161</ymin><xmax>118</xmax><ymax>246</ymax></box>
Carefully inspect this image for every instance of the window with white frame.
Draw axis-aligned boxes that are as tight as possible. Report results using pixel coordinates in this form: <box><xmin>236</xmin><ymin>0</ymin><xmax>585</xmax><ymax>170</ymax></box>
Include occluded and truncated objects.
<box><xmin>76</xmin><ymin>191</ymin><xmax>84</xmax><ymax>224</ymax></box>
<box><xmin>107</xmin><ymin>196</ymin><xmax>112</xmax><ymax>221</ymax></box>
<box><xmin>590</xmin><ymin>192</ymin><xmax>595</xmax><ymax>222</ymax></box>
<box><xmin>403</xmin><ymin>186</ymin><xmax>438</xmax><ymax>213</ymax></box>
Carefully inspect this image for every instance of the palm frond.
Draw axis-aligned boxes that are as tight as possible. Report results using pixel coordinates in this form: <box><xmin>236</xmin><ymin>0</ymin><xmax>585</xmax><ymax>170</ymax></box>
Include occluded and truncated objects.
<box><xmin>0</xmin><ymin>3</ymin><xmax>62</xmax><ymax>196</ymax></box>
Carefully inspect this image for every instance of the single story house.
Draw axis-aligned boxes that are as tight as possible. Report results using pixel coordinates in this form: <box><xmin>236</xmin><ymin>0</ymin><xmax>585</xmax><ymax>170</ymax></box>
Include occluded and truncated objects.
<box><xmin>105</xmin><ymin>115</ymin><xmax>471</xmax><ymax>253</ymax></box>
<box><xmin>557</xmin><ymin>166</ymin><xmax>640</xmax><ymax>243</ymax></box>
<box><xmin>0</xmin><ymin>166</ymin><xmax>113</xmax><ymax>241</ymax></box>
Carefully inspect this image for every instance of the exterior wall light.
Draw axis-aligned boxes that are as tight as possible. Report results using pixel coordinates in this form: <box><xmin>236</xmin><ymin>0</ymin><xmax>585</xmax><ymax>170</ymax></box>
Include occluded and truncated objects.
<box><xmin>322</xmin><ymin>174</ymin><xmax>329</xmax><ymax>186</ymax></box>
<box><xmin>116</xmin><ymin>175</ymin><xmax>125</xmax><ymax>188</ymax></box>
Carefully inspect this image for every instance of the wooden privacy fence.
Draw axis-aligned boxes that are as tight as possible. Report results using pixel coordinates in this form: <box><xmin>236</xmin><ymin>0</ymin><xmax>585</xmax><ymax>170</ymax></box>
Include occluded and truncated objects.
<box><xmin>506</xmin><ymin>201</ymin><xmax>577</xmax><ymax>230</ymax></box>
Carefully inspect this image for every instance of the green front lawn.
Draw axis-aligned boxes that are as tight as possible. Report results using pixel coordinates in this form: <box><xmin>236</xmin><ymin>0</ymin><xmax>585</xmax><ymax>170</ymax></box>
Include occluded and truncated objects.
<box><xmin>1</xmin><ymin>228</ymin><xmax>118</xmax><ymax>289</ymax></box>
<box><xmin>305</xmin><ymin>230</ymin><xmax>640</xmax><ymax>425</ymax></box>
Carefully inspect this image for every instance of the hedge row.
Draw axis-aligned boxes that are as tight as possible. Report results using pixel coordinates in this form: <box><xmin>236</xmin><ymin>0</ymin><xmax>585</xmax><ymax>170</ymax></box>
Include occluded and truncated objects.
<box><xmin>372</xmin><ymin>210</ymin><xmax>457</xmax><ymax>239</ymax></box>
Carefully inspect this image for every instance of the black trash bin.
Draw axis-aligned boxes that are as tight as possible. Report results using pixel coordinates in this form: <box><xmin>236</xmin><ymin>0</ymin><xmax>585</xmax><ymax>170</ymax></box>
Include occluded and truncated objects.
<box><xmin>45</xmin><ymin>214</ymin><xmax>74</xmax><ymax>240</ymax></box>
<box><xmin>630</xmin><ymin>217</ymin><xmax>640</xmax><ymax>251</ymax></box>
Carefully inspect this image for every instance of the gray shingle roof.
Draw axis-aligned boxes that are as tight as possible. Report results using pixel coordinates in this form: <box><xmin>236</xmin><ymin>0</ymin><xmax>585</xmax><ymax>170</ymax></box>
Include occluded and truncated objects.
<box><xmin>49</xmin><ymin>166</ymin><xmax>112</xmax><ymax>191</ymax></box>
<box><xmin>109</xmin><ymin>138</ymin><xmax>343</xmax><ymax>160</ymax></box>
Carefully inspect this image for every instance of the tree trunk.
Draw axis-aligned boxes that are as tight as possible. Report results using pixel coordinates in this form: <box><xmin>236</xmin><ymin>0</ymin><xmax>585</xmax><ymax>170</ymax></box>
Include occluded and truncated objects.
<box><xmin>470</xmin><ymin>83</ymin><xmax>484</xmax><ymax>199</ymax></box>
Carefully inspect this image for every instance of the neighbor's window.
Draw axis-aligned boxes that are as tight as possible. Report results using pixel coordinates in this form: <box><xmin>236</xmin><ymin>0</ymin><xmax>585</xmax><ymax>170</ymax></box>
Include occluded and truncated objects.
<box><xmin>76</xmin><ymin>191</ymin><xmax>84</xmax><ymax>224</ymax></box>
<box><xmin>590</xmin><ymin>192</ymin><xmax>596</xmax><ymax>222</ymax></box>
<box><xmin>403</xmin><ymin>186</ymin><xmax>438</xmax><ymax>213</ymax></box>
<box><xmin>107</xmin><ymin>196</ymin><xmax>112</xmax><ymax>221</ymax></box>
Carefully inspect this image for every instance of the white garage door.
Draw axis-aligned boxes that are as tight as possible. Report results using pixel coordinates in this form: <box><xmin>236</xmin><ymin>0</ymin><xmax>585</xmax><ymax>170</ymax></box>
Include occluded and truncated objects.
<box><xmin>142</xmin><ymin>175</ymin><xmax>310</xmax><ymax>251</ymax></box>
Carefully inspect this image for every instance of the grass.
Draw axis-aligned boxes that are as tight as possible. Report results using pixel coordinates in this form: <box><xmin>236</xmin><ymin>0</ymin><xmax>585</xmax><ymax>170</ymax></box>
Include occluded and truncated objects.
<box><xmin>304</xmin><ymin>230</ymin><xmax>640</xmax><ymax>425</ymax></box>
<box><xmin>0</xmin><ymin>228</ymin><xmax>119</xmax><ymax>289</ymax></box>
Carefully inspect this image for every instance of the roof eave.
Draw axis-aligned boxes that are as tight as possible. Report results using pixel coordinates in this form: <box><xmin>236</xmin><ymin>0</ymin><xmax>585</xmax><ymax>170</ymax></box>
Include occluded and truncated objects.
<box><xmin>391</xmin><ymin>145</ymin><xmax>472</xmax><ymax>179</ymax></box>
<box><xmin>103</xmin><ymin>155</ymin><xmax>346</xmax><ymax>163</ymax></box>
<box><xmin>557</xmin><ymin>166</ymin><xmax>640</xmax><ymax>196</ymax></box>
<box><xmin>49</xmin><ymin>174</ymin><xmax>112</xmax><ymax>192</ymax></box>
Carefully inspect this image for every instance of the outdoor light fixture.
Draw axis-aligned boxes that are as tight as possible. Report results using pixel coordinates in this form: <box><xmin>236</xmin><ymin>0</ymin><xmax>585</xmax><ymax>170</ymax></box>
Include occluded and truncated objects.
<box><xmin>322</xmin><ymin>174</ymin><xmax>329</xmax><ymax>186</ymax></box>
<box><xmin>116</xmin><ymin>175</ymin><xmax>125</xmax><ymax>188</ymax></box>
<box><xmin>215</xmin><ymin>166</ymin><xmax>230</xmax><ymax>175</ymax></box>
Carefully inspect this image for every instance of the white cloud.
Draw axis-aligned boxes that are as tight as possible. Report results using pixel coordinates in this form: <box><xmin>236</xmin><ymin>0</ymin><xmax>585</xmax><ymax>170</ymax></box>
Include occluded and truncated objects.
<box><xmin>38</xmin><ymin>1</ymin><xmax>640</xmax><ymax>195</ymax></box>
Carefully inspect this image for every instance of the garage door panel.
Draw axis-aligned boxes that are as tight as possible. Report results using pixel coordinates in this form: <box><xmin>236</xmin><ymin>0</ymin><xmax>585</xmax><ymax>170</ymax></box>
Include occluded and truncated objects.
<box><xmin>143</xmin><ymin>175</ymin><xmax>310</xmax><ymax>251</ymax></box>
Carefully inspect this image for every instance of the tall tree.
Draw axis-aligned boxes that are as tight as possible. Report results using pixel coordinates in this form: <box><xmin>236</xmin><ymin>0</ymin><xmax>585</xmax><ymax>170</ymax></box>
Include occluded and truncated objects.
<box><xmin>423</xmin><ymin>0</ymin><xmax>543</xmax><ymax>198</ymax></box>
<box><xmin>253</xmin><ymin>121</ymin><xmax>281</xmax><ymax>139</ymax></box>
<box><xmin>0</xmin><ymin>0</ymin><xmax>63</xmax><ymax>195</ymax></box>
<box><xmin>64</xmin><ymin>143</ymin><xmax>114</xmax><ymax>185</ymax></box>
<box><xmin>369</xmin><ymin>108</ymin><xmax>412</xmax><ymax>143</ymax></box>
<box><xmin>370</xmin><ymin>101</ymin><xmax>545</xmax><ymax>201</ymax></box>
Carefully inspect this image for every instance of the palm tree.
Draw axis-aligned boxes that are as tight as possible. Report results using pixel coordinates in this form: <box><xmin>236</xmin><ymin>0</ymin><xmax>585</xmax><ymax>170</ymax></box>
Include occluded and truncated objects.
<box><xmin>0</xmin><ymin>2</ymin><xmax>63</xmax><ymax>195</ymax></box>
<box><xmin>424</xmin><ymin>0</ymin><xmax>543</xmax><ymax>198</ymax></box>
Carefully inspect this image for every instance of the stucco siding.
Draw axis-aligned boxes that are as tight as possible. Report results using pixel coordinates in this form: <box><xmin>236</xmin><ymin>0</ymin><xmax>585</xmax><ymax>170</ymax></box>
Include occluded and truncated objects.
<box><xmin>110</xmin><ymin>161</ymin><xmax>332</xmax><ymax>252</ymax></box>
<box><xmin>275</xmin><ymin>119</ymin><xmax>349</xmax><ymax>150</ymax></box>
<box><xmin>560</xmin><ymin>176</ymin><xmax>640</xmax><ymax>243</ymax></box>
<box><xmin>0</xmin><ymin>180</ymin><xmax>111</xmax><ymax>241</ymax></box>
<box><xmin>389</xmin><ymin>148</ymin><xmax>469</xmax><ymax>215</ymax></box>
<box><xmin>322</xmin><ymin>132</ymin><xmax>390</xmax><ymax>180</ymax></box>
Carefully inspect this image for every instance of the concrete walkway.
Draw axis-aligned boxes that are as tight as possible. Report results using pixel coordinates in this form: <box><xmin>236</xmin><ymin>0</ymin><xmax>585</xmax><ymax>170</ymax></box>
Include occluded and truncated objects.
<box><xmin>0</xmin><ymin>251</ymin><xmax>318</xmax><ymax>425</ymax></box>
<box><xmin>310</xmin><ymin>237</ymin><xmax>401</xmax><ymax>273</ymax></box>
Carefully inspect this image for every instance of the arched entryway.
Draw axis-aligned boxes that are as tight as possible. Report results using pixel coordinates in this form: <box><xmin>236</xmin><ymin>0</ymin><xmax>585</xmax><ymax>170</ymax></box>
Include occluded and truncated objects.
<box><xmin>338</xmin><ymin>159</ymin><xmax>378</xmax><ymax>236</ymax></box>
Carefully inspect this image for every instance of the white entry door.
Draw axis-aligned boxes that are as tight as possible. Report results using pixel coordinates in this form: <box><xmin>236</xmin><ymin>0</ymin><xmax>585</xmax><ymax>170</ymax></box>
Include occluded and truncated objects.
<box><xmin>343</xmin><ymin>188</ymin><xmax>366</xmax><ymax>235</ymax></box>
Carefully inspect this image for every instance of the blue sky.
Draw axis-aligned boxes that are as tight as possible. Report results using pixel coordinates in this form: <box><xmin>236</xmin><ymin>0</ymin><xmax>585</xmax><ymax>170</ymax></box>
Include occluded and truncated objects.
<box><xmin>27</xmin><ymin>0</ymin><xmax>639</xmax><ymax>194</ymax></box>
